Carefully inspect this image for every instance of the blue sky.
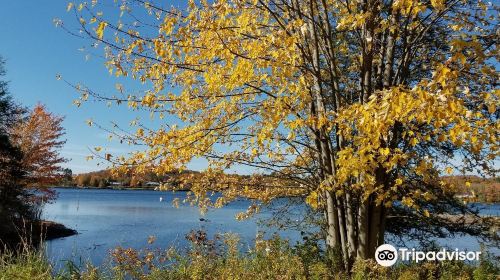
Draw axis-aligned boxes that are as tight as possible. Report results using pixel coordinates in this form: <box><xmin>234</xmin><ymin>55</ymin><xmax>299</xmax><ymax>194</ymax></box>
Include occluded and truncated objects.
<box><xmin>0</xmin><ymin>1</ymin><xmax>496</xmax><ymax>177</ymax></box>
<box><xmin>0</xmin><ymin>0</ymin><xmax>205</xmax><ymax>174</ymax></box>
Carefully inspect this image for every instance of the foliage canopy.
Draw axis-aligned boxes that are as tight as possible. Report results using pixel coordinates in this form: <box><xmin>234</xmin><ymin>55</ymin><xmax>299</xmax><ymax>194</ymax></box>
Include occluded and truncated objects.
<box><xmin>64</xmin><ymin>0</ymin><xmax>499</xmax><ymax>266</ymax></box>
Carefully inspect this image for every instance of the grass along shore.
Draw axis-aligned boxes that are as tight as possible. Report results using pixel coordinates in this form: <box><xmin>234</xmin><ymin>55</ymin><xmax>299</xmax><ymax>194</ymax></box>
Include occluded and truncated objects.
<box><xmin>1</xmin><ymin>233</ymin><xmax>498</xmax><ymax>280</ymax></box>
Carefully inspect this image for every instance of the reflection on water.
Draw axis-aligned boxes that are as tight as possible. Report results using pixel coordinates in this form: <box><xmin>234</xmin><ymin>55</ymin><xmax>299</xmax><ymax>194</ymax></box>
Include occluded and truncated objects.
<box><xmin>43</xmin><ymin>188</ymin><xmax>499</xmax><ymax>267</ymax></box>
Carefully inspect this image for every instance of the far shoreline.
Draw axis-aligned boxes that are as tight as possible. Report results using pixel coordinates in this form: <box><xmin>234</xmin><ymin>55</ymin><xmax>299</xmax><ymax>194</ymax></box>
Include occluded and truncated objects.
<box><xmin>52</xmin><ymin>186</ymin><xmax>191</xmax><ymax>191</ymax></box>
<box><xmin>50</xmin><ymin>186</ymin><xmax>500</xmax><ymax>204</ymax></box>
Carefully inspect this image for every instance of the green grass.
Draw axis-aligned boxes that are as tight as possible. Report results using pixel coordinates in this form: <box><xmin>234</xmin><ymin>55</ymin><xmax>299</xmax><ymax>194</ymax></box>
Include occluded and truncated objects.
<box><xmin>0</xmin><ymin>247</ymin><xmax>52</xmax><ymax>280</ymax></box>
<box><xmin>1</xmin><ymin>234</ymin><xmax>498</xmax><ymax>280</ymax></box>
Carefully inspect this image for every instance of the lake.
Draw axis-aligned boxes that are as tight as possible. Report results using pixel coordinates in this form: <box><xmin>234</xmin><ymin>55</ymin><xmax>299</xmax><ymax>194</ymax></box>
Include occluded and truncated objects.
<box><xmin>42</xmin><ymin>188</ymin><xmax>304</xmax><ymax>267</ymax></box>
<box><xmin>42</xmin><ymin>188</ymin><xmax>499</xmax><ymax>267</ymax></box>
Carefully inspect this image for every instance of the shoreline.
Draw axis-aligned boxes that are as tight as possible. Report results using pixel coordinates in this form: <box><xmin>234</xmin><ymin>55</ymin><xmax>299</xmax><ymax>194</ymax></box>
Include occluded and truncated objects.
<box><xmin>51</xmin><ymin>186</ymin><xmax>500</xmax><ymax>204</ymax></box>
<box><xmin>38</xmin><ymin>220</ymin><xmax>78</xmax><ymax>241</ymax></box>
<box><xmin>1</xmin><ymin>220</ymin><xmax>77</xmax><ymax>248</ymax></box>
<box><xmin>52</xmin><ymin>186</ymin><xmax>191</xmax><ymax>191</ymax></box>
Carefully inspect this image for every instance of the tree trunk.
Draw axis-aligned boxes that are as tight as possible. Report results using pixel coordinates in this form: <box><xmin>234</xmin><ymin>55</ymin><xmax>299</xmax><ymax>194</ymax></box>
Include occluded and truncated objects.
<box><xmin>325</xmin><ymin>190</ymin><xmax>340</xmax><ymax>248</ymax></box>
<box><xmin>357</xmin><ymin>198</ymin><xmax>369</xmax><ymax>259</ymax></box>
<box><xmin>336</xmin><ymin>193</ymin><xmax>349</xmax><ymax>270</ymax></box>
<box><xmin>383</xmin><ymin>11</ymin><xmax>398</xmax><ymax>88</ymax></box>
<box><xmin>378</xmin><ymin>206</ymin><xmax>387</xmax><ymax>246</ymax></box>
<box><xmin>368</xmin><ymin>201</ymin><xmax>382</xmax><ymax>257</ymax></box>
<box><xmin>345</xmin><ymin>191</ymin><xmax>358</xmax><ymax>264</ymax></box>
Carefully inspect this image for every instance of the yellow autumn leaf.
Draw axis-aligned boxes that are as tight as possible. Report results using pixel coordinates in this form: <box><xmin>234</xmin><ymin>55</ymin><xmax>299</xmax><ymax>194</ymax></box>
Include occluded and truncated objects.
<box><xmin>96</xmin><ymin>21</ymin><xmax>107</xmax><ymax>39</ymax></box>
<box><xmin>380</xmin><ymin>147</ymin><xmax>390</xmax><ymax>156</ymax></box>
<box><xmin>445</xmin><ymin>166</ymin><xmax>453</xmax><ymax>175</ymax></box>
<box><xmin>409</xmin><ymin>137</ymin><xmax>418</xmax><ymax>146</ymax></box>
<box><xmin>136</xmin><ymin>128</ymin><xmax>144</xmax><ymax>137</ymax></box>
<box><xmin>402</xmin><ymin>196</ymin><xmax>414</xmax><ymax>207</ymax></box>
<box><xmin>430</xmin><ymin>0</ymin><xmax>445</xmax><ymax>10</ymax></box>
<box><xmin>487</xmin><ymin>103</ymin><xmax>496</xmax><ymax>114</ymax></box>
<box><xmin>305</xmin><ymin>191</ymin><xmax>319</xmax><ymax>209</ymax></box>
<box><xmin>423</xmin><ymin>210</ymin><xmax>430</xmax><ymax>217</ymax></box>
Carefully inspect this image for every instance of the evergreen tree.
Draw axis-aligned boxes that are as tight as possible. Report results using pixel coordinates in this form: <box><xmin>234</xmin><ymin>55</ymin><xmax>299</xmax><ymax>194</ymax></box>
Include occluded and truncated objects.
<box><xmin>0</xmin><ymin>56</ymin><xmax>33</xmax><ymax>247</ymax></box>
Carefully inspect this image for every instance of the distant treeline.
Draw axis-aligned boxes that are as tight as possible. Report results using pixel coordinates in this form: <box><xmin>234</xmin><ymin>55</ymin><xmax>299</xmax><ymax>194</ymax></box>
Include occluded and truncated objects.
<box><xmin>72</xmin><ymin>169</ymin><xmax>201</xmax><ymax>188</ymax></box>
<box><xmin>70</xmin><ymin>169</ymin><xmax>499</xmax><ymax>203</ymax></box>
<box><xmin>443</xmin><ymin>175</ymin><xmax>500</xmax><ymax>203</ymax></box>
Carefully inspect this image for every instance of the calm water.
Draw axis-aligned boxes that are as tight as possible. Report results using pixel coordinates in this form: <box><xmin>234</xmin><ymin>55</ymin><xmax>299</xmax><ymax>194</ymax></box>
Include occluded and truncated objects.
<box><xmin>42</xmin><ymin>188</ymin><xmax>302</xmax><ymax>267</ymax></box>
<box><xmin>43</xmin><ymin>188</ymin><xmax>499</xmax><ymax>267</ymax></box>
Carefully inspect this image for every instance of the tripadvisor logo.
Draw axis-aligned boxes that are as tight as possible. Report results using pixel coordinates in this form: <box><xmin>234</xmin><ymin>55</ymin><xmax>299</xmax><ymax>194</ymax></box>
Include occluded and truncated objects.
<box><xmin>375</xmin><ymin>244</ymin><xmax>481</xmax><ymax>267</ymax></box>
<box><xmin>375</xmin><ymin>244</ymin><xmax>398</xmax><ymax>267</ymax></box>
